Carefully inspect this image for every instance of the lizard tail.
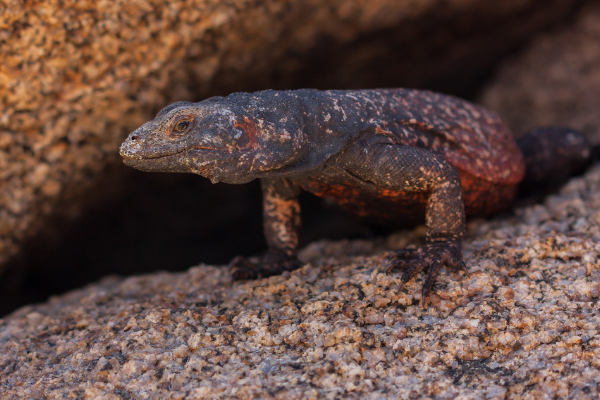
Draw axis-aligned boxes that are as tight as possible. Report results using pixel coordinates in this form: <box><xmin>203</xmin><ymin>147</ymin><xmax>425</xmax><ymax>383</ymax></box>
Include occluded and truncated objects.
<box><xmin>517</xmin><ymin>127</ymin><xmax>594</xmax><ymax>198</ymax></box>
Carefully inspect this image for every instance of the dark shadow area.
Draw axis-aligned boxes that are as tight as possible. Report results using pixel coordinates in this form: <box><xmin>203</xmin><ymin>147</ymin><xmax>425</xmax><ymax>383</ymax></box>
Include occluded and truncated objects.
<box><xmin>1</xmin><ymin>166</ymin><xmax>371</xmax><ymax>315</ymax></box>
<box><xmin>204</xmin><ymin>0</ymin><xmax>585</xmax><ymax>100</ymax></box>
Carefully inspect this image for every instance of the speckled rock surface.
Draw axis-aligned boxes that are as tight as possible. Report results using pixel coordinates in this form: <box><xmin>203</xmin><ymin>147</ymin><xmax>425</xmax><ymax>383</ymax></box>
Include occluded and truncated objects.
<box><xmin>0</xmin><ymin>0</ymin><xmax>586</xmax><ymax>270</ymax></box>
<box><xmin>1</xmin><ymin>165</ymin><xmax>599</xmax><ymax>399</ymax></box>
<box><xmin>481</xmin><ymin>2</ymin><xmax>600</xmax><ymax>142</ymax></box>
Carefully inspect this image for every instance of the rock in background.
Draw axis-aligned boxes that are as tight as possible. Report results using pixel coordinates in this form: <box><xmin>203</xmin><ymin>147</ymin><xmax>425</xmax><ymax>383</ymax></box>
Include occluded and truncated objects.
<box><xmin>481</xmin><ymin>2</ymin><xmax>600</xmax><ymax>142</ymax></box>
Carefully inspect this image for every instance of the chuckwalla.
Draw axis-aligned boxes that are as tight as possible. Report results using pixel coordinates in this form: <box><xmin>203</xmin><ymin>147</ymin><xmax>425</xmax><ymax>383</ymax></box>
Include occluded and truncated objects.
<box><xmin>120</xmin><ymin>89</ymin><xmax>592</xmax><ymax>305</ymax></box>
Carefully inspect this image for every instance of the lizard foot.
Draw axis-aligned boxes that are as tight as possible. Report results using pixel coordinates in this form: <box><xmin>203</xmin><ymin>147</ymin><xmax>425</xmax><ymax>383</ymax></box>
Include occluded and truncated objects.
<box><xmin>230</xmin><ymin>251</ymin><xmax>302</xmax><ymax>282</ymax></box>
<box><xmin>386</xmin><ymin>240</ymin><xmax>467</xmax><ymax>306</ymax></box>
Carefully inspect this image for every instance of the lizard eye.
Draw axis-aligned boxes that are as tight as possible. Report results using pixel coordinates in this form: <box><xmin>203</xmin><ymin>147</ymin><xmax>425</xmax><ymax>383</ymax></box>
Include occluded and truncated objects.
<box><xmin>170</xmin><ymin>116</ymin><xmax>193</xmax><ymax>137</ymax></box>
<box><xmin>175</xmin><ymin>120</ymin><xmax>189</xmax><ymax>132</ymax></box>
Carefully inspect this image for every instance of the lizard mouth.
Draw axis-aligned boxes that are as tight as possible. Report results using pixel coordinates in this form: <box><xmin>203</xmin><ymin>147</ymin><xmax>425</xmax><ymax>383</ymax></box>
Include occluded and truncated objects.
<box><xmin>121</xmin><ymin>151</ymin><xmax>190</xmax><ymax>173</ymax></box>
<box><xmin>120</xmin><ymin>142</ymin><xmax>218</xmax><ymax>174</ymax></box>
<box><xmin>119</xmin><ymin>142</ymin><xmax>188</xmax><ymax>160</ymax></box>
<box><xmin>119</xmin><ymin>141</ymin><xmax>215</xmax><ymax>160</ymax></box>
<box><xmin>142</xmin><ymin>146</ymin><xmax>215</xmax><ymax>159</ymax></box>
<box><xmin>138</xmin><ymin>148</ymin><xmax>187</xmax><ymax>160</ymax></box>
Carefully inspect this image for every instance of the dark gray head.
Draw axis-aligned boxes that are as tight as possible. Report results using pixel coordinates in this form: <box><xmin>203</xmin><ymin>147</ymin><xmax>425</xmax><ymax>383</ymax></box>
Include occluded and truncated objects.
<box><xmin>120</xmin><ymin>95</ymin><xmax>304</xmax><ymax>184</ymax></box>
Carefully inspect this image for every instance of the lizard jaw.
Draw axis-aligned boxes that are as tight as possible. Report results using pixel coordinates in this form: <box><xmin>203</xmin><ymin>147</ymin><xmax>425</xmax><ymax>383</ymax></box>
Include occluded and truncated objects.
<box><xmin>121</xmin><ymin>152</ymin><xmax>192</xmax><ymax>173</ymax></box>
<box><xmin>119</xmin><ymin>139</ymin><xmax>189</xmax><ymax>160</ymax></box>
<box><xmin>119</xmin><ymin>139</ymin><xmax>191</xmax><ymax>172</ymax></box>
<box><xmin>120</xmin><ymin>145</ymin><xmax>220</xmax><ymax>176</ymax></box>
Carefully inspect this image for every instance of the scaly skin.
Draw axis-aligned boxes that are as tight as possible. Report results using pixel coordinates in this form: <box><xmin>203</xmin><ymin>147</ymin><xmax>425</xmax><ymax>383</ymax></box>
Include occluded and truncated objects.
<box><xmin>119</xmin><ymin>89</ymin><xmax>591</xmax><ymax>306</ymax></box>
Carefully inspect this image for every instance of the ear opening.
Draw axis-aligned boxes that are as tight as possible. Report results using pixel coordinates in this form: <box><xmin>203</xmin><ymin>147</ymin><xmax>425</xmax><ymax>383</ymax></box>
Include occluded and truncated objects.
<box><xmin>234</xmin><ymin>116</ymin><xmax>258</xmax><ymax>149</ymax></box>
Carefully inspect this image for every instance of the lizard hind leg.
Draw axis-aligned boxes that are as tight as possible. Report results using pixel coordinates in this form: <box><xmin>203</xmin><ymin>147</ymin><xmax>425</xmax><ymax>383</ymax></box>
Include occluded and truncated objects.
<box><xmin>387</xmin><ymin>240</ymin><xmax>467</xmax><ymax>307</ymax></box>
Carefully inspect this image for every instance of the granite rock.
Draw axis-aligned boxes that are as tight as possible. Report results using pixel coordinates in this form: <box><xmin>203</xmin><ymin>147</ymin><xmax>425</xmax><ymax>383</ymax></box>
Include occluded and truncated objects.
<box><xmin>1</xmin><ymin>165</ymin><xmax>599</xmax><ymax>399</ymax></box>
<box><xmin>2</xmin><ymin>2</ymin><xmax>600</xmax><ymax>397</ymax></box>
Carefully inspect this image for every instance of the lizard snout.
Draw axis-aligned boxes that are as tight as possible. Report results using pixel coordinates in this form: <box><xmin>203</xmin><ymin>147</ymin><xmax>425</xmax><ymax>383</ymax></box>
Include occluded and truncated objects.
<box><xmin>120</xmin><ymin>132</ymin><xmax>144</xmax><ymax>160</ymax></box>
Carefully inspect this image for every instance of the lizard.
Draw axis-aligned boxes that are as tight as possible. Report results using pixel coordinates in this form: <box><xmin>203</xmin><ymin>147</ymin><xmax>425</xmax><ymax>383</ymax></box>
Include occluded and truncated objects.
<box><xmin>119</xmin><ymin>89</ymin><xmax>592</xmax><ymax>305</ymax></box>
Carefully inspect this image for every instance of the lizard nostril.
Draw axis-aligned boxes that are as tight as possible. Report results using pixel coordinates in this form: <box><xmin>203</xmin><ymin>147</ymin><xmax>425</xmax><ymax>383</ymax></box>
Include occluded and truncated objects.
<box><xmin>130</xmin><ymin>135</ymin><xmax>139</xmax><ymax>141</ymax></box>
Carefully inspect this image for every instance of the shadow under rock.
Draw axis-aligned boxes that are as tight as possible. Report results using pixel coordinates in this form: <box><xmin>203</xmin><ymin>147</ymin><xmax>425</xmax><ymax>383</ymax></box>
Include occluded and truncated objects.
<box><xmin>0</xmin><ymin>167</ymin><xmax>371</xmax><ymax>316</ymax></box>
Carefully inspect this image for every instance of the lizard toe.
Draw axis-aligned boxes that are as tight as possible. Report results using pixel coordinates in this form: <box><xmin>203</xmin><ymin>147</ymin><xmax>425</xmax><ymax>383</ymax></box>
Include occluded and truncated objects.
<box><xmin>399</xmin><ymin>258</ymin><xmax>427</xmax><ymax>289</ymax></box>
<box><xmin>386</xmin><ymin>239</ymin><xmax>465</xmax><ymax>306</ymax></box>
<box><xmin>422</xmin><ymin>259</ymin><xmax>443</xmax><ymax>307</ymax></box>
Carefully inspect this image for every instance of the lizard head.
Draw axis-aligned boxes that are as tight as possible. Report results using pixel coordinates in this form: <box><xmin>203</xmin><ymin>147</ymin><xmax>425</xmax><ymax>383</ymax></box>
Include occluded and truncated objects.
<box><xmin>120</xmin><ymin>95</ymin><xmax>303</xmax><ymax>184</ymax></box>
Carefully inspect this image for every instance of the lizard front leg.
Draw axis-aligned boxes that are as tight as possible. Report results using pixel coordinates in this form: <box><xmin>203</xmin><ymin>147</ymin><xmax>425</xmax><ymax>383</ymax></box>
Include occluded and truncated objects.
<box><xmin>230</xmin><ymin>177</ymin><xmax>303</xmax><ymax>280</ymax></box>
<box><xmin>340</xmin><ymin>142</ymin><xmax>467</xmax><ymax>305</ymax></box>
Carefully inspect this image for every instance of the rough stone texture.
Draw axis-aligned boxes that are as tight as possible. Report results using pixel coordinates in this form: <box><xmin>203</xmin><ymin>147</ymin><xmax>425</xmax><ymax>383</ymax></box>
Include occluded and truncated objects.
<box><xmin>1</xmin><ymin>165</ymin><xmax>599</xmax><ymax>399</ymax></box>
<box><xmin>0</xmin><ymin>0</ymin><xmax>587</xmax><ymax>271</ymax></box>
<box><xmin>481</xmin><ymin>2</ymin><xmax>600</xmax><ymax>143</ymax></box>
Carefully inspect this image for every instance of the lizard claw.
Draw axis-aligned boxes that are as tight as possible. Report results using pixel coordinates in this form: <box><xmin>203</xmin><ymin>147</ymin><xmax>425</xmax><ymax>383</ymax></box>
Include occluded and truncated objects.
<box><xmin>386</xmin><ymin>240</ymin><xmax>465</xmax><ymax>307</ymax></box>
